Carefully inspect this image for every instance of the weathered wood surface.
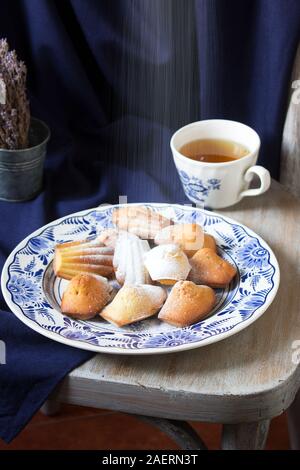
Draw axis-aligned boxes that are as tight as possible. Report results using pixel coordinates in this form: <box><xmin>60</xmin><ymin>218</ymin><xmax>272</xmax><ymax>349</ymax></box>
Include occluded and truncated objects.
<box><xmin>281</xmin><ymin>42</ymin><xmax>300</xmax><ymax>198</ymax></box>
<box><xmin>55</xmin><ymin>181</ymin><xmax>300</xmax><ymax>423</ymax></box>
<box><xmin>222</xmin><ymin>420</ymin><xmax>270</xmax><ymax>450</ymax></box>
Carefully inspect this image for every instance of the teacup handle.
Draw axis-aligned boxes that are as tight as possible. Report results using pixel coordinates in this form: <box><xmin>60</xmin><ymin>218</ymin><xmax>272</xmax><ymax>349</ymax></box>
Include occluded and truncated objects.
<box><xmin>240</xmin><ymin>165</ymin><xmax>271</xmax><ymax>198</ymax></box>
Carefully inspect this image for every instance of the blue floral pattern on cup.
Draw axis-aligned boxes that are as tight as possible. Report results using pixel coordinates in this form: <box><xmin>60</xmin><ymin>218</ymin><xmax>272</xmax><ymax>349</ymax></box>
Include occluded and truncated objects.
<box><xmin>179</xmin><ymin>170</ymin><xmax>221</xmax><ymax>203</ymax></box>
<box><xmin>4</xmin><ymin>204</ymin><xmax>279</xmax><ymax>353</ymax></box>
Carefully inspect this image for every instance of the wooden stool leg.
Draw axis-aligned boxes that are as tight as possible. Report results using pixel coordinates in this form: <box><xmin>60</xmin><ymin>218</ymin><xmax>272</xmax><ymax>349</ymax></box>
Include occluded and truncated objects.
<box><xmin>135</xmin><ymin>415</ymin><xmax>207</xmax><ymax>450</ymax></box>
<box><xmin>222</xmin><ymin>420</ymin><xmax>270</xmax><ymax>450</ymax></box>
<box><xmin>40</xmin><ymin>399</ymin><xmax>61</xmax><ymax>416</ymax></box>
<box><xmin>287</xmin><ymin>390</ymin><xmax>300</xmax><ymax>450</ymax></box>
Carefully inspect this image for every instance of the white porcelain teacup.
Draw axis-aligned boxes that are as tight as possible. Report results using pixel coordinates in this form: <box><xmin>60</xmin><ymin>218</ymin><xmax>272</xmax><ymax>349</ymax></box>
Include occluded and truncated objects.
<box><xmin>171</xmin><ymin>119</ymin><xmax>271</xmax><ymax>209</ymax></box>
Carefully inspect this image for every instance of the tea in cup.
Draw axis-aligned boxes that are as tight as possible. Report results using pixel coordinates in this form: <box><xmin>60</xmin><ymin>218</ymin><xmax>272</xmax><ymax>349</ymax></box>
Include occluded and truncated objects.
<box><xmin>171</xmin><ymin>119</ymin><xmax>270</xmax><ymax>209</ymax></box>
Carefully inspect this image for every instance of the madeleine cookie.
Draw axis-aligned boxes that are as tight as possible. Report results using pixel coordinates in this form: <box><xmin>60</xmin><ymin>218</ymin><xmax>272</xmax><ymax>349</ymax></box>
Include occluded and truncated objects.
<box><xmin>203</xmin><ymin>233</ymin><xmax>217</xmax><ymax>252</ymax></box>
<box><xmin>101</xmin><ymin>284</ymin><xmax>167</xmax><ymax>327</ymax></box>
<box><xmin>189</xmin><ymin>248</ymin><xmax>236</xmax><ymax>288</ymax></box>
<box><xmin>61</xmin><ymin>273</ymin><xmax>112</xmax><ymax>320</ymax></box>
<box><xmin>112</xmin><ymin>206</ymin><xmax>172</xmax><ymax>239</ymax></box>
<box><xmin>154</xmin><ymin>223</ymin><xmax>204</xmax><ymax>257</ymax></box>
<box><xmin>158</xmin><ymin>280</ymin><xmax>216</xmax><ymax>327</ymax></box>
<box><xmin>98</xmin><ymin>228</ymin><xmax>119</xmax><ymax>248</ymax></box>
<box><xmin>54</xmin><ymin>237</ymin><xmax>114</xmax><ymax>280</ymax></box>
<box><xmin>144</xmin><ymin>244</ymin><xmax>191</xmax><ymax>285</ymax></box>
<box><xmin>113</xmin><ymin>232</ymin><xmax>151</xmax><ymax>285</ymax></box>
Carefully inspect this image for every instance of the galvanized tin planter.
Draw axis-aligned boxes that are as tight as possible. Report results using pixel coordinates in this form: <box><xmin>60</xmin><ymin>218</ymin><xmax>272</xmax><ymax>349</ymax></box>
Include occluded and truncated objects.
<box><xmin>0</xmin><ymin>118</ymin><xmax>50</xmax><ymax>202</ymax></box>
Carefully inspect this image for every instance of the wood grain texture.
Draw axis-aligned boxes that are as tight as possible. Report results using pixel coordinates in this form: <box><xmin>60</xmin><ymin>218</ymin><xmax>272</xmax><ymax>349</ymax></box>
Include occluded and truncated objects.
<box><xmin>55</xmin><ymin>182</ymin><xmax>300</xmax><ymax>423</ymax></box>
<box><xmin>222</xmin><ymin>420</ymin><xmax>270</xmax><ymax>450</ymax></box>
<box><xmin>281</xmin><ymin>42</ymin><xmax>300</xmax><ymax>198</ymax></box>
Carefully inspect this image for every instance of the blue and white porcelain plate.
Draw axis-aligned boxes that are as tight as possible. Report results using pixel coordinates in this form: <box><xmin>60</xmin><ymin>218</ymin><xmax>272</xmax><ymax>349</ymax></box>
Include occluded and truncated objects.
<box><xmin>1</xmin><ymin>204</ymin><xmax>280</xmax><ymax>355</ymax></box>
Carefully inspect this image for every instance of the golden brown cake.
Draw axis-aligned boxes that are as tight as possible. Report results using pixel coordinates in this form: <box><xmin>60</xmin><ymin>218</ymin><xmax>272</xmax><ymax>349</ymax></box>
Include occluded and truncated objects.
<box><xmin>203</xmin><ymin>233</ymin><xmax>217</xmax><ymax>252</ymax></box>
<box><xmin>61</xmin><ymin>273</ymin><xmax>112</xmax><ymax>320</ymax></box>
<box><xmin>144</xmin><ymin>244</ymin><xmax>191</xmax><ymax>285</ymax></box>
<box><xmin>54</xmin><ymin>237</ymin><xmax>114</xmax><ymax>280</ymax></box>
<box><xmin>113</xmin><ymin>232</ymin><xmax>151</xmax><ymax>285</ymax></box>
<box><xmin>100</xmin><ymin>284</ymin><xmax>167</xmax><ymax>327</ymax></box>
<box><xmin>189</xmin><ymin>247</ymin><xmax>237</xmax><ymax>288</ymax></box>
<box><xmin>112</xmin><ymin>205</ymin><xmax>172</xmax><ymax>239</ymax></box>
<box><xmin>154</xmin><ymin>223</ymin><xmax>204</xmax><ymax>257</ymax></box>
<box><xmin>158</xmin><ymin>280</ymin><xmax>216</xmax><ymax>327</ymax></box>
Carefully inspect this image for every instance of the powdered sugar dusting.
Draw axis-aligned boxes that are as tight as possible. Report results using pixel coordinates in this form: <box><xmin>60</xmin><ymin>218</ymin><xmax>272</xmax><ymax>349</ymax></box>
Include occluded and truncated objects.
<box><xmin>114</xmin><ymin>232</ymin><xmax>151</xmax><ymax>285</ymax></box>
<box><xmin>144</xmin><ymin>244</ymin><xmax>191</xmax><ymax>281</ymax></box>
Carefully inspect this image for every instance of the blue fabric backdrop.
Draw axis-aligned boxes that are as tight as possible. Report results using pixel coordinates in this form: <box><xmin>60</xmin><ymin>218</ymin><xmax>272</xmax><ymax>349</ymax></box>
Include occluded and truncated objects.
<box><xmin>0</xmin><ymin>0</ymin><xmax>300</xmax><ymax>442</ymax></box>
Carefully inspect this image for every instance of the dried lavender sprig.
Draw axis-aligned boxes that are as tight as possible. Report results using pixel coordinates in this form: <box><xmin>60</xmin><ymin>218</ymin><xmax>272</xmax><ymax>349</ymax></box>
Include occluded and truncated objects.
<box><xmin>0</xmin><ymin>39</ymin><xmax>30</xmax><ymax>149</ymax></box>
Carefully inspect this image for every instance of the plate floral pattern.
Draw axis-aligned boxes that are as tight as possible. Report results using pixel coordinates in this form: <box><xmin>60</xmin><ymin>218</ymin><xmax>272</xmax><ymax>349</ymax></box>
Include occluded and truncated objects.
<box><xmin>1</xmin><ymin>204</ymin><xmax>280</xmax><ymax>355</ymax></box>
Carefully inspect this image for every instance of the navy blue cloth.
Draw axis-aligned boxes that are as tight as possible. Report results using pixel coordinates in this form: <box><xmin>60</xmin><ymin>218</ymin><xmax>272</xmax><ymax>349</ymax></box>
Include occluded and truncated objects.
<box><xmin>0</xmin><ymin>0</ymin><xmax>300</xmax><ymax>443</ymax></box>
<box><xmin>0</xmin><ymin>310</ymin><xmax>93</xmax><ymax>443</ymax></box>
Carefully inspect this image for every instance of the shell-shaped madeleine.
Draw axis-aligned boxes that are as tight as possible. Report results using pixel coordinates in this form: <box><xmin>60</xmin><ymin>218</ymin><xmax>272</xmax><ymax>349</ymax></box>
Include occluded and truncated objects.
<box><xmin>112</xmin><ymin>206</ymin><xmax>172</xmax><ymax>239</ymax></box>
<box><xmin>203</xmin><ymin>233</ymin><xmax>217</xmax><ymax>252</ymax></box>
<box><xmin>54</xmin><ymin>237</ymin><xmax>114</xmax><ymax>280</ymax></box>
<box><xmin>61</xmin><ymin>273</ymin><xmax>112</xmax><ymax>320</ymax></box>
<box><xmin>98</xmin><ymin>228</ymin><xmax>119</xmax><ymax>248</ymax></box>
<box><xmin>144</xmin><ymin>244</ymin><xmax>191</xmax><ymax>285</ymax></box>
<box><xmin>101</xmin><ymin>284</ymin><xmax>167</xmax><ymax>327</ymax></box>
<box><xmin>154</xmin><ymin>223</ymin><xmax>204</xmax><ymax>257</ymax></box>
<box><xmin>158</xmin><ymin>280</ymin><xmax>216</xmax><ymax>327</ymax></box>
<box><xmin>189</xmin><ymin>248</ymin><xmax>236</xmax><ymax>288</ymax></box>
<box><xmin>113</xmin><ymin>232</ymin><xmax>151</xmax><ymax>285</ymax></box>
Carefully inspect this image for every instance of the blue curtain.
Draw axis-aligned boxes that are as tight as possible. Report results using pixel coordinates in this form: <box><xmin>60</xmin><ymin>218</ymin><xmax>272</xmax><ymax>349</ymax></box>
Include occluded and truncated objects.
<box><xmin>0</xmin><ymin>0</ymin><xmax>299</xmax><ymax>211</ymax></box>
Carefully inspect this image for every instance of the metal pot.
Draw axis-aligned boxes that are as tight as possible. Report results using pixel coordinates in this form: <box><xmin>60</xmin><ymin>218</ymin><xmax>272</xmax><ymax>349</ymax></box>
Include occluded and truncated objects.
<box><xmin>0</xmin><ymin>118</ymin><xmax>50</xmax><ymax>202</ymax></box>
